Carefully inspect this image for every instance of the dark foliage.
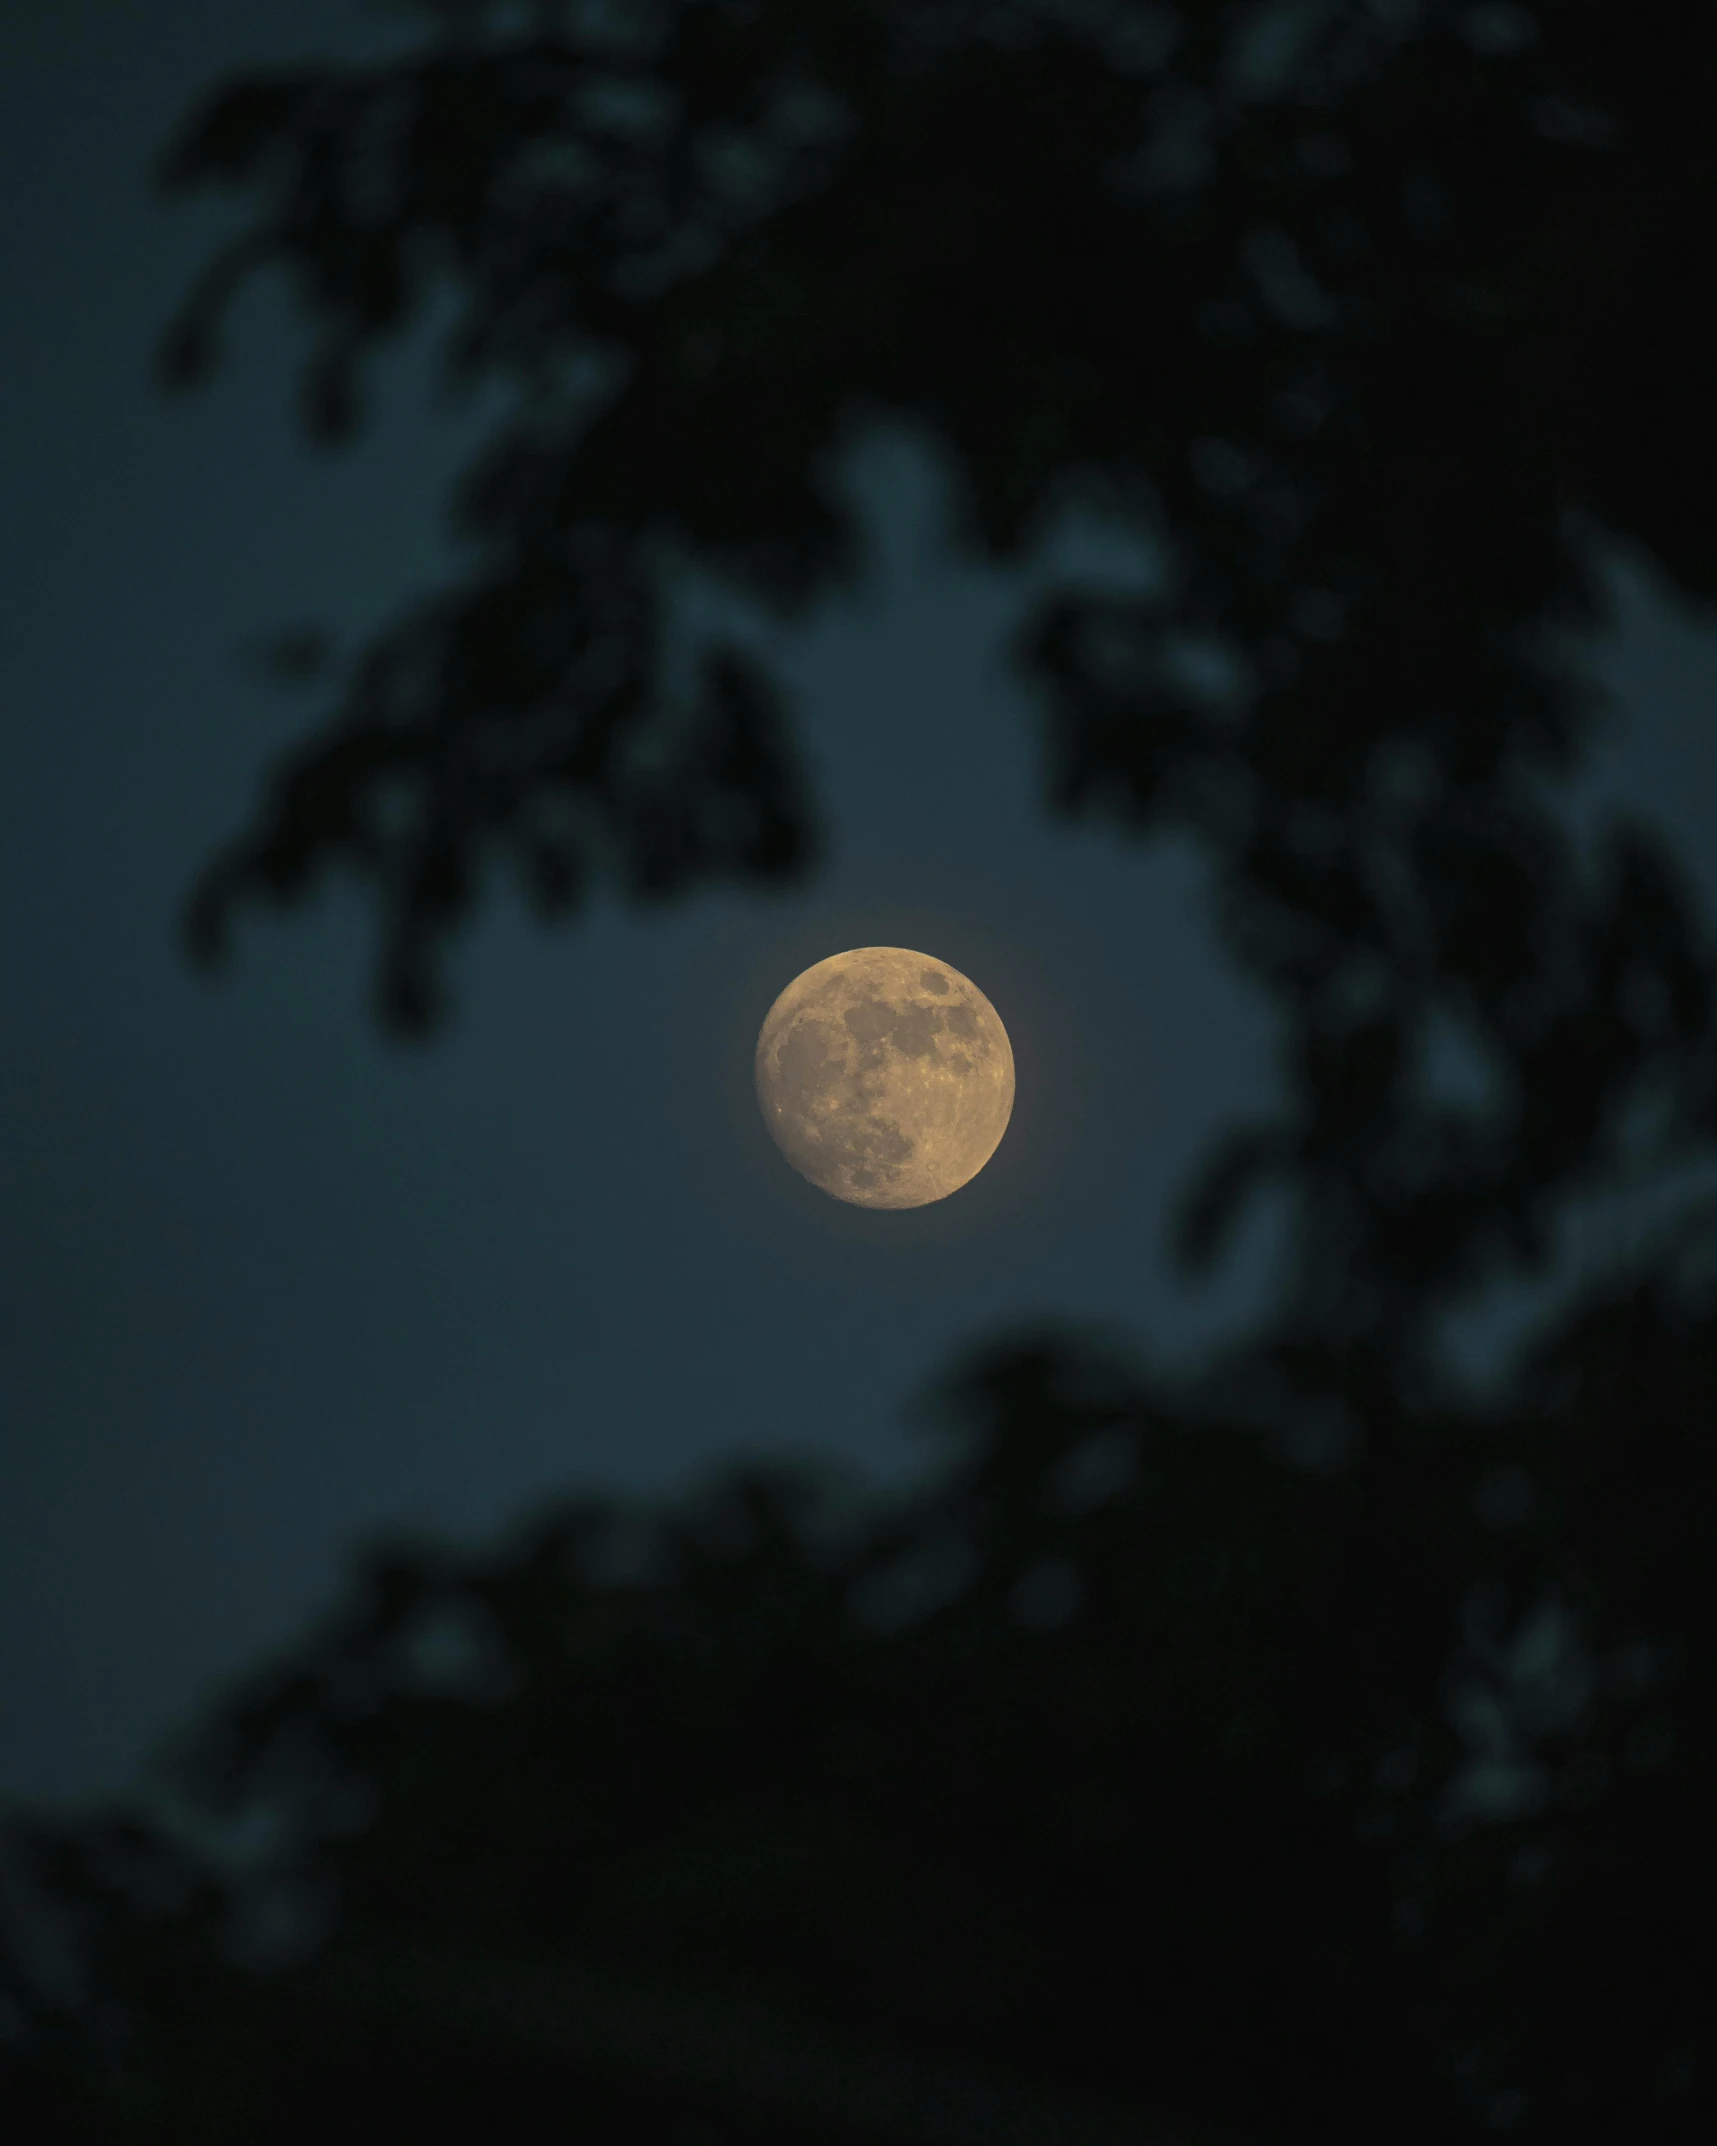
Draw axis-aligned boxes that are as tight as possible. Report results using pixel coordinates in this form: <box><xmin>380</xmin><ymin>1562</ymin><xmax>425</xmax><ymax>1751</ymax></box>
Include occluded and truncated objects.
<box><xmin>148</xmin><ymin>0</ymin><xmax>1717</xmax><ymax>1340</ymax></box>
<box><xmin>7</xmin><ymin>2</ymin><xmax>1717</xmax><ymax>2141</ymax></box>
<box><xmin>5</xmin><ymin>1292</ymin><xmax>1715</xmax><ymax>2141</ymax></box>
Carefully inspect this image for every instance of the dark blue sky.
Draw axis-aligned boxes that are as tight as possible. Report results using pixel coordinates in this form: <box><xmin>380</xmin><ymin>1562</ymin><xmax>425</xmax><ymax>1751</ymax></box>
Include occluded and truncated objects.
<box><xmin>4</xmin><ymin>0</ymin><xmax>1716</xmax><ymax>1812</ymax></box>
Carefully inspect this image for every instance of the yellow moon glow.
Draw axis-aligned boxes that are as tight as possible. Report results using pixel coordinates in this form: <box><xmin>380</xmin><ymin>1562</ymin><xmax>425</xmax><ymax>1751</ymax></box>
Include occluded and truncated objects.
<box><xmin>754</xmin><ymin>948</ymin><xmax>1014</xmax><ymax>1208</ymax></box>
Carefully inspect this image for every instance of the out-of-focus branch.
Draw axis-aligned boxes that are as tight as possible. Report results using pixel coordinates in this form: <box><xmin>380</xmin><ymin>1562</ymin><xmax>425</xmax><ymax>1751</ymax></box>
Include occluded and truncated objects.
<box><xmin>308</xmin><ymin>1936</ymin><xmax>1259</xmax><ymax>2146</ymax></box>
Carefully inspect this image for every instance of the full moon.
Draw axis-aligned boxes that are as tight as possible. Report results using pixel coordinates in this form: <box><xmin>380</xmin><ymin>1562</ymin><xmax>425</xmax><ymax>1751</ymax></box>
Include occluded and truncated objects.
<box><xmin>754</xmin><ymin>948</ymin><xmax>1014</xmax><ymax>1208</ymax></box>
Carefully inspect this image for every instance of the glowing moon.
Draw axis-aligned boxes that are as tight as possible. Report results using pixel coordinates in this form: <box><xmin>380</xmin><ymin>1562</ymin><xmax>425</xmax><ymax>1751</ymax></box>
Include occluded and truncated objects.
<box><xmin>755</xmin><ymin>948</ymin><xmax>1014</xmax><ymax>1208</ymax></box>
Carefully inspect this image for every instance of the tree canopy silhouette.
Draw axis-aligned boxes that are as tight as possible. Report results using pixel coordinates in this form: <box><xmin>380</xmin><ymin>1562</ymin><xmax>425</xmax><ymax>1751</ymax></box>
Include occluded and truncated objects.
<box><xmin>5</xmin><ymin>3</ymin><xmax>1717</xmax><ymax>2142</ymax></box>
<box><xmin>153</xmin><ymin>0</ymin><xmax>1717</xmax><ymax>1350</ymax></box>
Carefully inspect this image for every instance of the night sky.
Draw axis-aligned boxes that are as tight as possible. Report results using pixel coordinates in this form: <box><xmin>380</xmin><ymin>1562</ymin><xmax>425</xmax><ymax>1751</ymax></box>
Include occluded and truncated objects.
<box><xmin>4</xmin><ymin>0</ymin><xmax>1716</xmax><ymax>1813</ymax></box>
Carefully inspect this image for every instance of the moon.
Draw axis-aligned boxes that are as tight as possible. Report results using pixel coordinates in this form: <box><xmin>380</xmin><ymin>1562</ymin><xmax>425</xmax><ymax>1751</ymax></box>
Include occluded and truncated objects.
<box><xmin>754</xmin><ymin>948</ymin><xmax>1014</xmax><ymax>1208</ymax></box>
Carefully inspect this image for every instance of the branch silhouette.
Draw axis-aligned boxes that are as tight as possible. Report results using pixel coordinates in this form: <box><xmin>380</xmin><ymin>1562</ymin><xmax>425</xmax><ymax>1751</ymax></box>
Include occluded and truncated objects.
<box><xmin>151</xmin><ymin>0</ymin><xmax>1717</xmax><ymax>1339</ymax></box>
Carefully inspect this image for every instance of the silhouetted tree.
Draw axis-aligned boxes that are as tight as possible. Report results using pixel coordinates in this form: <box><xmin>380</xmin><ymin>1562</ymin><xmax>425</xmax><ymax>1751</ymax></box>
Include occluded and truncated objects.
<box><xmin>6</xmin><ymin>3</ymin><xmax>1717</xmax><ymax>2142</ymax></box>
